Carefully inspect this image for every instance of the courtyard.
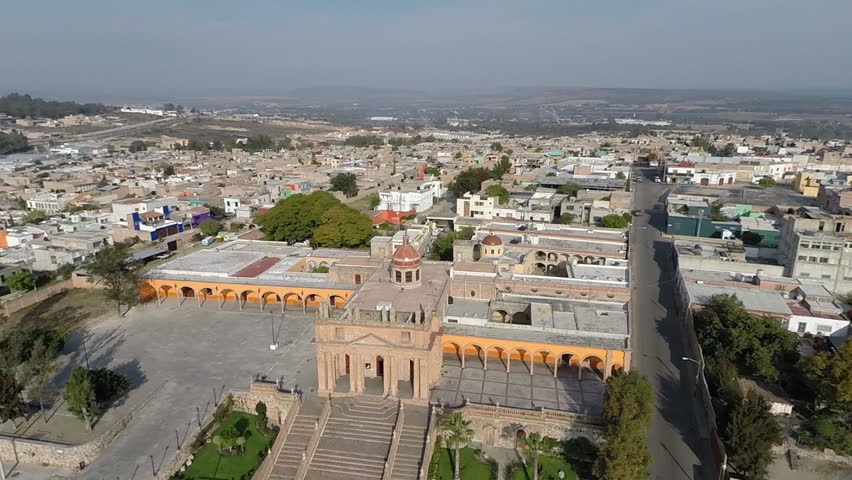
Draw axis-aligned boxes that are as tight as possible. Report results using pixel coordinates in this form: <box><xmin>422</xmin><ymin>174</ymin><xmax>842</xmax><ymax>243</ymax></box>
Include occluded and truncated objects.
<box><xmin>431</xmin><ymin>352</ymin><xmax>605</xmax><ymax>416</ymax></box>
<box><xmin>21</xmin><ymin>301</ymin><xmax>317</xmax><ymax>480</ymax></box>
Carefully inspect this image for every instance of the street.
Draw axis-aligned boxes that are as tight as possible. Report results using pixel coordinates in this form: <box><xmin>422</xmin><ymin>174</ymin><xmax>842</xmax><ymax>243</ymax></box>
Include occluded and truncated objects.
<box><xmin>629</xmin><ymin>169</ymin><xmax>716</xmax><ymax>480</ymax></box>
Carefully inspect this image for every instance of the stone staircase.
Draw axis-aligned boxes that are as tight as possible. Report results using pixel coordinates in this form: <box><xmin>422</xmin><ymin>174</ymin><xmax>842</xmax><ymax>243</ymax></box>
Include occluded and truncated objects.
<box><xmin>305</xmin><ymin>397</ymin><xmax>398</xmax><ymax>480</ymax></box>
<box><xmin>389</xmin><ymin>405</ymin><xmax>430</xmax><ymax>480</ymax></box>
<box><xmin>268</xmin><ymin>399</ymin><xmax>326</xmax><ymax>480</ymax></box>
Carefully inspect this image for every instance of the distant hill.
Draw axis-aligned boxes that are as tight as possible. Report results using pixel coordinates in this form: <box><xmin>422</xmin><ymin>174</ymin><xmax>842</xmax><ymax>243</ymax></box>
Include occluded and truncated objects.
<box><xmin>0</xmin><ymin>93</ymin><xmax>113</xmax><ymax>119</ymax></box>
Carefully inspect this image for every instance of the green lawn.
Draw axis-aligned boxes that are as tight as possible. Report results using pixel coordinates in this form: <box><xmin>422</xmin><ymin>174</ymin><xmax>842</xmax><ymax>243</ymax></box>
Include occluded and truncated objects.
<box><xmin>431</xmin><ymin>447</ymin><xmax>495</xmax><ymax>480</ymax></box>
<box><xmin>179</xmin><ymin>412</ymin><xmax>276</xmax><ymax>480</ymax></box>
<box><xmin>511</xmin><ymin>455</ymin><xmax>578</xmax><ymax>480</ymax></box>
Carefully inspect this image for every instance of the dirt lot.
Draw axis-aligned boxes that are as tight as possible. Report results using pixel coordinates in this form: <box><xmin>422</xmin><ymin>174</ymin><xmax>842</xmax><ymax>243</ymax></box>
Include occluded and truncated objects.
<box><xmin>3</xmin><ymin>288</ymin><xmax>111</xmax><ymax>336</ymax></box>
<box><xmin>139</xmin><ymin>116</ymin><xmax>340</xmax><ymax>143</ymax></box>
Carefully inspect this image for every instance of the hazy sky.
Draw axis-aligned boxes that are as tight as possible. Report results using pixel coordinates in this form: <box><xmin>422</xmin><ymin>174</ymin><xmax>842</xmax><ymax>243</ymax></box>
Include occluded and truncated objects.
<box><xmin>3</xmin><ymin>0</ymin><xmax>851</xmax><ymax>99</ymax></box>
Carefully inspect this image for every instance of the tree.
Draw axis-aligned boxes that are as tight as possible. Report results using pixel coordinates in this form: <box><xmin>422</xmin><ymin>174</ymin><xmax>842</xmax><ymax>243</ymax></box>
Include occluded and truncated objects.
<box><xmin>205</xmin><ymin>204</ymin><xmax>225</xmax><ymax>218</ymax></box>
<box><xmin>0</xmin><ymin>130</ymin><xmax>30</xmax><ymax>155</ymax></box>
<box><xmin>330</xmin><ymin>173</ymin><xmax>359</xmax><ymax>198</ymax></box>
<box><xmin>594</xmin><ymin>371</ymin><xmax>655</xmax><ymax>480</ymax></box>
<box><xmin>6</xmin><ymin>271</ymin><xmax>36</xmax><ymax>291</ymax></box>
<box><xmin>22</xmin><ymin>209</ymin><xmax>47</xmax><ymax>224</ymax></box>
<box><xmin>90</xmin><ymin>368</ymin><xmax>131</xmax><ymax>404</ymax></box>
<box><xmin>0</xmin><ymin>368</ymin><xmax>24</xmax><ymax>424</ymax></box>
<box><xmin>367</xmin><ymin>193</ymin><xmax>381</xmax><ymax>209</ymax></box>
<box><xmin>0</xmin><ymin>93</ymin><xmax>110</xmax><ymax>119</ymax></box>
<box><xmin>723</xmin><ymin>390</ymin><xmax>781</xmax><ymax>480</ymax></box>
<box><xmin>212</xmin><ymin>434</ymin><xmax>225</xmax><ymax>454</ymax></box>
<box><xmin>600</xmin><ymin>214</ymin><xmax>629</xmax><ymax>229</ymax></box>
<box><xmin>257</xmin><ymin>192</ymin><xmax>373</xmax><ymax>248</ymax></box>
<box><xmin>235</xmin><ymin>435</ymin><xmax>246</xmax><ymax>452</ymax></box>
<box><xmin>161</xmin><ymin>163</ymin><xmax>176</xmax><ymax>177</ymax></box>
<box><xmin>448</xmin><ymin>167</ymin><xmax>492</xmax><ymax>197</ymax></box>
<box><xmin>55</xmin><ymin>263</ymin><xmax>76</xmax><ymax>280</ymax></box>
<box><xmin>64</xmin><ymin>366</ymin><xmax>98</xmax><ymax>430</ymax></box>
<box><xmin>128</xmin><ymin>140</ymin><xmax>147</xmax><ymax>153</ymax></box>
<box><xmin>312</xmin><ymin>206</ymin><xmax>374</xmax><ymax>248</ymax></box>
<box><xmin>757</xmin><ymin>178</ymin><xmax>776</xmax><ymax>188</ymax></box>
<box><xmin>440</xmin><ymin>412</ymin><xmax>474</xmax><ymax>480</ymax></box>
<box><xmin>556</xmin><ymin>213</ymin><xmax>576</xmax><ymax>224</ymax></box>
<box><xmin>86</xmin><ymin>241</ymin><xmax>142</xmax><ymax>315</ymax></box>
<box><xmin>25</xmin><ymin>338</ymin><xmax>59</xmax><ymax>423</ymax></box>
<box><xmin>425</xmin><ymin>167</ymin><xmax>441</xmax><ymax>177</ymax></box>
<box><xmin>430</xmin><ymin>227</ymin><xmax>474</xmax><ymax>261</ymax></box>
<box><xmin>803</xmin><ymin>340</ymin><xmax>852</xmax><ymax>410</ymax></box>
<box><xmin>200</xmin><ymin>219</ymin><xmax>222</xmax><ymax>236</ymax></box>
<box><xmin>343</xmin><ymin>135</ymin><xmax>383</xmax><ymax>147</ymax></box>
<box><xmin>615</xmin><ymin>171</ymin><xmax>626</xmax><ymax>180</ymax></box>
<box><xmin>15</xmin><ymin>196</ymin><xmax>27</xmax><ymax>209</ymax></box>
<box><xmin>741</xmin><ymin>231</ymin><xmax>763</xmax><ymax>246</ymax></box>
<box><xmin>163</xmin><ymin>103</ymin><xmax>176</xmax><ymax>111</ymax></box>
<box><xmin>524</xmin><ymin>433</ymin><xmax>557</xmax><ymax>480</ymax></box>
<box><xmin>694</xmin><ymin>294</ymin><xmax>798</xmax><ymax>381</ymax></box>
<box><xmin>490</xmin><ymin>142</ymin><xmax>503</xmax><ymax>152</ymax></box>
<box><xmin>255</xmin><ymin>401</ymin><xmax>268</xmax><ymax>431</ymax></box>
<box><xmin>556</xmin><ymin>183</ymin><xmax>580</xmax><ymax>197</ymax></box>
<box><xmin>484</xmin><ymin>185</ymin><xmax>509</xmax><ymax>205</ymax></box>
<box><xmin>490</xmin><ymin>156</ymin><xmax>512</xmax><ymax>180</ymax></box>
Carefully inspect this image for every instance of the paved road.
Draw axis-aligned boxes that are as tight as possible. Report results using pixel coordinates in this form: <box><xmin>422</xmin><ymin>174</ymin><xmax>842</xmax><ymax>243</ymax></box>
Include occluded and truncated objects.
<box><xmin>629</xmin><ymin>169</ymin><xmax>716</xmax><ymax>480</ymax></box>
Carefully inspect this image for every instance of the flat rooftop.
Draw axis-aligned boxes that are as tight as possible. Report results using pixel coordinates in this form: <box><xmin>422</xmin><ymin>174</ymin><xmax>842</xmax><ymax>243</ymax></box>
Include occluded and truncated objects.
<box><xmin>144</xmin><ymin>240</ymin><xmax>367</xmax><ymax>289</ymax></box>
<box><xmin>347</xmin><ymin>260</ymin><xmax>451</xmax><ymax>313</ymax></box>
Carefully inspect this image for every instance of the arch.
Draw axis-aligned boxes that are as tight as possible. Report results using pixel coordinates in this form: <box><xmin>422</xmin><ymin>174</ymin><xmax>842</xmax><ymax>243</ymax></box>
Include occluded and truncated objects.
<box><xmin>329</xmin><ymin>295</ymin><xmax>346</xmax><ymax>308</ymax></box>
<box><xmin>239</xmin><ymin>289</ymin><xmax>255</xmax><ymax>303</ymax></box>
<box><xmin>158</xmin><ymin>285</ymin><xmax>173</xmax><ymax>301</ymax></box>
<box><xmin>199</xmin><ymin>287</ymin><xmax>214</xmax><ymax>297</ymax></box>
<box><xmin>611</xmin><ymin>363</ymin><xmax>624</xmax><ymax>376</ymax></box>
<box><xmin>462</xmin><ymin>343</ymin><xmax>486</xmax><ymax>369</ymax></box>
<box><xmin>282</xmin><ymin>292</ymin><xmax>303</xmax><ymax>305</ymax></box>
<box><xmin>534</xmin><ymin>349</ymin><xmax>556</xmax><ymax>376</ymax></box>
<box><xmin>304</xmin><ymin>293</ymin><xmax>324</xmax><ymax>308</ymax></box>
<box><xmin>560</xmin><ymin>253</ymin><xmax>571</xmax><ymax>262</ymax></box>
<box><xmin>261</xmin><ymin>291</ymin><xmax>281</xmax><ymax>304</ymax></box>
<box><xmin>490</xmin><ymin>310</ymin><xmax>508</xmax><ymax>323</ymax></box>
<box><xmin>307</xmin><ymin>261</ymin><xmax>317</xmax><ymax>271</ymax></box>
<box><xmin>581</xmin><ymin>355</ymin><xmax>606</xmax><ymax>380</ymax></box>
<box><xmin>717</xmin><ymin>178</ymin><xmax>725</xmax><ymax>186</ymax></box>
<box><xmin>485</xmin><ymin>345</ymin><xmax>509</xmax><ymax>372</ymax></box>
<box><xmin>473</xmin><ymin>243</ymin><xmax>482</xmax><ymax>261</ymax></box>
<box><xmin>547</xmin><ymin>252</ymin><xmax>558</xmax><ymax>262</ymax></box>
<box><xmin>727</xmin><ymin>177</ymin><xmax>734</xmax><ymax>185</ymax></box>
<box><xmin>219</xmin><ymin>289</ymin><xmax>237</xmax><ymax>302</ymax></box>
<box><xmin>179</xmin><ymin>286</ymin><xmax>195</xmax><ymax>298</ymax></box>
<box><xmin>534</xmin><ymin>251</ymin><xmax>546</xmax><ymax>261</ymax></box>
<box><xmin>555</xmin><ymin>352</ymin><xmax>578</xmax><ymax>378</ymax></box>
<box><xmin>511</xmin><ymin>312</ymin><xmax>530</xmax><ymax>325</ymax></box>
<box><xmin>510</xmin><ymin>347</ymin><xmax>531</xmax><ymax>374</ymax></box>
<box><xmin>443</xmin><ymin>341</ymin><xmax>463</xmax><ymax>366</ymax></box>
<box><xmin>546</xmin><ymin>264</ymin><xmax>557</xmax><ymax>274</ymax></box>
<box><xmin>534</xmin><ymin>262</ymin><xmax>546</xmax><ymax>274</ymax></box>
<box><xmin>375</xmin><ymin>355</ymin><xmax>384</xmax><ymax>377</ymax></box>
<box><xmin>515</xmin><ymin>429</ymin><xmax>527</xmax><ymax>449</ymax></box>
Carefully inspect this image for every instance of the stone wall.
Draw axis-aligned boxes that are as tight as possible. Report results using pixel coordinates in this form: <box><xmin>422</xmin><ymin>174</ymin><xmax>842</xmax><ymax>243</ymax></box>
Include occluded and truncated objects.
<box><xmin>447</xmin><ymin>404</ymin><xmax>604</xmax><ymax>449</ymax></box>
<box><xmin>1</xmin><ymin>279</ymin><xmax>73</xmax><ymax>316</ymax></box>
<box><xmin>0</xmin><ymin>382</ymin><xmax>164</xmax><ymax>470</ymax></box>
<box><xmin>232</xmin><ymin>382</ymin><xmax>298</xmax><ymax>427</ymax></box>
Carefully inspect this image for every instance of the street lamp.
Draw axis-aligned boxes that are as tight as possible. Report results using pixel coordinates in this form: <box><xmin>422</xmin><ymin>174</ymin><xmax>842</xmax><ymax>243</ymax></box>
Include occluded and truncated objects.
<box><xmin>682</xmin><ymin>356</ymin><xmax>701</xmax><ymax>383</ymax></box>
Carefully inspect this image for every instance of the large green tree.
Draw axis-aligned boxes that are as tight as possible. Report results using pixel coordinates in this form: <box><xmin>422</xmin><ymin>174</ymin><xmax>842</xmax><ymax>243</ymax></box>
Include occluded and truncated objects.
<box><xmin>524</xmin><ymin>433</ymin><xmax>558</xmax><ymax>480</ymax></box>
<box><xmin>85</xmin><ymin>241</ymin><xmax>141</xmax><ymax>315</ymax></box>
<box><xmin>64</xmin><ymin>367</ymin><xmax>98</xmax><ymax>430</ymax></box>
<box><xmin>556</xmin><ymin>183</ymin><xmax>580</xmax><ymax>197</ymax></box>
<box><xmin>257</xmin><ymin>192</ymin><xmax>373</xmax><ymax>248</ymax></box>
<box><xmin>484</xmin><ymin>184</ymin><xmax>509</xmax><ymax>205</ymax></box>
<box><xmin>330</xmin><ymin>173</ymin><xmax>359</xmax><ymax>198</ymax></box>
<box><xmin>0</xmin><ymin>130</ymin><xmax>29</xmax><ymax>155</ymax></box>
<box><xmin>24</xmin><ymin>338</ymin><xmax>59</xmax><ymax>423</ymax></box>
<box><xmin>0</xmin><ymin>93</ymin><xmax>109</xmax><ymax>119</ymax></box>
<box><xmin>723</xmin><ymin>390</ymin><xmax>781</xmax><ymax>480</ymax></box>
<box><xmin>694</xmin><ymin>294</ymin><xmax>798</xmax><ymax>381</ymax></box>
<box><xmin>312</xmin><ymin>207</ymin><xmax>374</xmax><ymax>248</ymax></box>
<box><xmin>0</xmin><ymin>368</ymin><xmax>24</xmax><ymax>424</ymax></box>
<box><xmin>594</xmin><ymin>371</ymin><xmax>655</xmax><ymax>480</ymax></box>
<box><xmin>22</xmin><ymin>210</ymin><xmax>47</xmax><ymax>224</ymax></box>
<box><xmin>600</xmin><ymin>214</ymin><xmax>629</xmax><ymax>229</ymax></box>
<box><xmin>440</xmin><ymin>412</ymin><xmax>474</xmax><ymax>480</ymax></box>
<box><xmin>429</xmin><ymin>228</ymin><xmax>474</xmax><ymax>261</ymax></box>
<box><xmin>200</xmin><ymin>219</ymin><xmax>221</xmax><ymax>236</ymax></box>
<box><xmin>448</xmin><ymin>167</ymin><xmax>493</xmax><ymax>197</ymax></box>
<box><xmin>6</xmin><ymin>271</ymin><xmax>36</xmax><ymax>291</ymax></box>
<box><xmin>802</xmin><ymin>340</ymin><xmax>852</xmax><ymax>410</ymax></box>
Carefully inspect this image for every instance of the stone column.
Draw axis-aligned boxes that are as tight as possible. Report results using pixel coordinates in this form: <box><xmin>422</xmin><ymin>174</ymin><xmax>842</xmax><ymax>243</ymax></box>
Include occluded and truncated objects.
<box><xmin>383</xmin><ymin>357</ymin><xmax>391</xmax><ymax>395</ymax></box>
<box><xmin>553</xmin><ymin>355</ymin><xmax>558</xmax><ymax>378</ymax></box>
<box><xmin>624</xmin><ymin>351</ymin><xmax>632</xmax><ymax>372</ymax></box>
<box><xmin>350</xmin><ymin>353</ymin><xmax>359</xmax><ymax>393</ymax></box>
<box><xmin>317</xmin><ymin>350</ymin><xmax>327</xmax><ymax>391</ymax></box>
<box><xmin>529</xmin><ymin>352</ymin><xmax>534</xmax><ymax>376</ymax></box>
<box><xmin>390</xmin><ymin>357</ymin><xmax>399</xmax><ymax>397</ymax></box>
<box><xmin>604</xmin><ymin>350</ymin><xmax>613</xmax><ymax>380</ymax></box>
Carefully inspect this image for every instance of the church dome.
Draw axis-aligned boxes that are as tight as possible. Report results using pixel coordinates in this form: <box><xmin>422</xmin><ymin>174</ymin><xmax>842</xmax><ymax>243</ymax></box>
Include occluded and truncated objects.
<box><xmin>392</xmin><ymin>235</ymin><xmax>421</xmax><ymax>267</ymax></box>
<box><xmin>481</xmin><ymin>234</ymin><xmax>503</xmax><ymax>246</ymax></box>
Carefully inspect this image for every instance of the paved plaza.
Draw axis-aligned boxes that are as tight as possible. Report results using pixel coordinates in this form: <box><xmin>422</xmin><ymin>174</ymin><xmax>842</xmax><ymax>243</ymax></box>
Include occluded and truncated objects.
<box><xmin>430</xmin><ymin>353</ymin><xmax>605</xmax><ymax>416</ymax></box>
<box><xmin>54</xmin><ymin>301</ymin><xmax>317</xmax><ymax>480</ymax></box>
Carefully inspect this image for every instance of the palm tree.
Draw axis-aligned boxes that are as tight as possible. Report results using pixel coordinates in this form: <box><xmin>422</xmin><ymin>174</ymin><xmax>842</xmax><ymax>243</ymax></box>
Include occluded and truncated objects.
<box><xmin>524</xmin><ymin>433</ymin><xmax>556</xmax><ymax>480</ymax></box>
<box><xmin>212</xmin><ymin>435</ymin><xmax>224</xmax><ymax>454</ymax></box>
<box><xmin>440</xmin><ymin>412</ymin><xmax>474</xmax><ymax>480</ymax></box>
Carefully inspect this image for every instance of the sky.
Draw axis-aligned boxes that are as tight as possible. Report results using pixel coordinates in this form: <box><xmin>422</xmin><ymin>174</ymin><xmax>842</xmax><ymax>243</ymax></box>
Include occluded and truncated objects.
<box><xmin>2</xmin><ymin>0</ymin><xmax>852</xmax><ymax>100</ymax></box>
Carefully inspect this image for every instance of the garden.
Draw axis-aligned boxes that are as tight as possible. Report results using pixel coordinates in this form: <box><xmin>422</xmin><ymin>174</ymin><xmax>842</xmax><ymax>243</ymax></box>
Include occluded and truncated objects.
<box><xmin>172</xmin><ymin>399</ymin><xmax>277</xmax><ymax>480</ymax></box>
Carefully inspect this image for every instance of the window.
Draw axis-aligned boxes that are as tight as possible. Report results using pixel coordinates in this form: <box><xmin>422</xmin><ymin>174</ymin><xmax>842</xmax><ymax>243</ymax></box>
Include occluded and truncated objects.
<box><xmin>797</xmin><ymin>256</ymin><xmax>807</xmax><ymax>261</ymax></box>
<box><xmin>395</xmin><ymin>271</ymin><xmax>402</xmax><ymax>282</ymax></box>
<box><xmin>817</xmin><ymin>324</ymin><xmax>833</xmax><ymax>334</ymax></box>
<box><xmin>401</xmin><ymin>332</ymin><xmax>411</xmax><ymax>344</ymax></box>
<box><xmin>355</xmin><ymin>274</ymin><xmax>362</xmax><ymax>285</ymax></box>
<box><xmin>447</xmin><ymin>319</ymin><xmax>458</xmax><ymax>323</ymax></box>
<box><xmin>800</xmin><ymin>272</ymin><xmax>810</xmax><ymax>277</ymax></box>
<box><xmin>819</xmin><ymin>258</ymin><xmax>830</xmax><ymax>263</ymax></box>
<box><xmin>801</xmin><ymin>243</ymin><xmax>811</xmax><ymax>249</ymax></box>
<box><xmin>822</xmin><ymin>244</ymin><xmax>832</xmax><ymax>250</ymax></box>
<box><xmin>335</xmin><ymin>328</ymin><xmax>344</xmax><ymax>340</ymax></box>
<box><xmin>822</xmin><ymin>274</ymin><xmax>831</xmax><ymax>279</ymax></box>
<box><xmin>405</xmin><ymin>271</ymin><xmax>413</xmax><ymax>282</ymax></box>
<box><xmin>808</xmin><ymin>257</ymin><xmax>818</xmax><ymax>262</ymax></box>
<box><xmin>416</xmin><ymin>270</ymin><xmax>420</xmax><ymax>281</ymax></box>
<box><xmin>797</xmin><ymin>322</ymin><xmax>808</xmax><ymax>333</ymax></box>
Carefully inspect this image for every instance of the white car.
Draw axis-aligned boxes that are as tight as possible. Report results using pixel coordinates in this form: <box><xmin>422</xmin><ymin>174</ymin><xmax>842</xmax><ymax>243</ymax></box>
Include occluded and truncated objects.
<box><xmin>654</xmin><ymin>176</ymin><xmax>661</xmax><ymax>183</ymax></box>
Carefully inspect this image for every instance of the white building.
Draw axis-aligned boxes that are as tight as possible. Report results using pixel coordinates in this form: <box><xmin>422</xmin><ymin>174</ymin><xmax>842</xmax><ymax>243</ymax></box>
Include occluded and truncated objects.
<box><xmin>456</xmin><ymin>193</ymin><xmax>499</xmax><ymax>219</ymax></box>
<box><xmin>110</xmin><ymin>197</ymin><xmax>180</xmax><ymax>223</ymax></box>
<box><xmin>26</xmin><ymin>192</ymin><xmax>72</xmax><ymax>213</ymax></box>
<box><xmin>377</xmin><ymin>180</ymin><xmax>444</xmax><ymax>213</ymax></box>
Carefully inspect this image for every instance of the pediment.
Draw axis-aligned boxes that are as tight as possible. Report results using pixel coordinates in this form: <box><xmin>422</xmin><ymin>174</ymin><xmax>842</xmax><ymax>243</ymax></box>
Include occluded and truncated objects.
<box><xmin>348</xmin><ymin>333</ymin><xmax>396</xmax><ymax>347</ymax></box>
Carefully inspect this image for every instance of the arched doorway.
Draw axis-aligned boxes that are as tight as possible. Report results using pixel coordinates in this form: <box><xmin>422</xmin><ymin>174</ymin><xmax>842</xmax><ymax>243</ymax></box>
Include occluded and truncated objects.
<box><xmin>443</xmin><ymin>342</ymin><xmax>463</xmax><ymax>367</ymax></box>
<box><xmin>515</xmin><ymin>429</ymin><xmax>527</xmax><ymax>449</ymax></box>
<box><xmin>582</xmin><ymin>355</ymin><xmax>606</xmax><ymax>380</ymax></box>
<box><xmin>282</xmin><ymin>293</ymin><xmax>303</xmax><ymax>313</ymax></box>
<box><xmin>329</xmin><ymin>295</ymin><xmax>346</xmax><ymax>308</ymax></box>
<box><xmin>180</xmin><ymin>286</ymin><xmax>195</xmax><ymax>298</ymax></box>
<box><xmin>376</xmin><ymin>355</ymin><xmax>384</xmax><ymax>377</ymax></box>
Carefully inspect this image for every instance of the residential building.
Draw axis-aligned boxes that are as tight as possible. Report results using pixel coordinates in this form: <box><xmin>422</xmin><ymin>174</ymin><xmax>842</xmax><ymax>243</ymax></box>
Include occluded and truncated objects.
<box><xmin>26</xmin><ymin>192</ymin><xmax>73</xmax><ymax>213</ymax></box>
